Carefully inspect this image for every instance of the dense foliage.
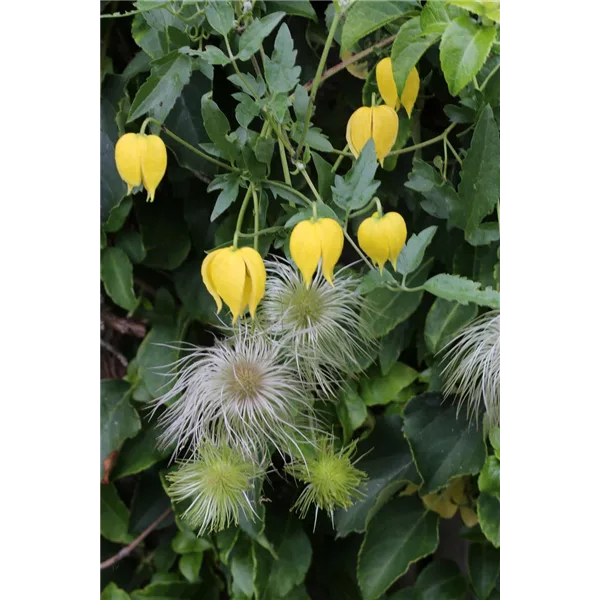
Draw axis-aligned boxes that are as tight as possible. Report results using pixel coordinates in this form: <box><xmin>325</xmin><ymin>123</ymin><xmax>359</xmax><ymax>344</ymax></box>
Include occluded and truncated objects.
<box><xmin>100</xmin><ymin>1</ymin><xmax>500</xmax><ymax>598</ymax></box>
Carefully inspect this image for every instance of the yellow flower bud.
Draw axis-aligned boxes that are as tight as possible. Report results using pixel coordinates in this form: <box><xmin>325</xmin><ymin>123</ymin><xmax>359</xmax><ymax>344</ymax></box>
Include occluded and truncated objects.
<box><xmin>289</xmin><ymin>218</ymin><xmax>344</xmax><ymax>288</ymax></box>
<box><xmin>346</xmin><ymin>105</ymin><xmax>398</xmax><ymax>166</ymax></box>
<box><xmin>357</xmin><ymin>211</ymin><xmax>407</xmax><ymax>273</ymax></box>
<box><xmin>114</xmin><ymin>133</ymin><xmax>168</xmax><ymax>202</ymax></box>
<box><xmin>375</xmin><ymin>57</ymin><xmax>420</xmax><ymax>118</ymax></box>
<box><xmin>459</xmin><ymin>506</ymin><xmax>479</xmax><ymax>528</ymax></box>
<box><xmin>422</xmin><ymin>490</ymin><xmax>458</xmax><ymax>519</ymax></box>
<box><xmin>201</xmin><ymin>246</ymin><xmax>266</xmax><ymax>323</ymax></box>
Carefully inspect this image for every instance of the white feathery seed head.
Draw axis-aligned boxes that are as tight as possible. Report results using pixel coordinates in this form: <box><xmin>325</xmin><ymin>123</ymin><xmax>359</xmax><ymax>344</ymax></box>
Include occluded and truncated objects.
<box><xmin>151</xmin><ymin>324</ymin><xmax>319</xmax><ymax>461</ymax></box>
<box><xmin>441</xmin><ymin>310</ymin><xmax>500</xmax><ymax>430</ymax></box>
<box><xmin>259</xmin><ymin>259</ymin><xmax>375</xmax><ymax>397</ymax></box>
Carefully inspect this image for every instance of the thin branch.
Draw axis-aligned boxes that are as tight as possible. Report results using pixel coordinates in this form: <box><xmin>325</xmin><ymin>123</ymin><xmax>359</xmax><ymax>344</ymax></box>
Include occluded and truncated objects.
<box><xmin>100</xmin><ymin>508</ymin><xmax>172</xmax><ymax>570</ymax></box>
<box><xmin>100</xmin><ymin>339</ymin><xmax>128</xmax><ymax>367</ymax></box>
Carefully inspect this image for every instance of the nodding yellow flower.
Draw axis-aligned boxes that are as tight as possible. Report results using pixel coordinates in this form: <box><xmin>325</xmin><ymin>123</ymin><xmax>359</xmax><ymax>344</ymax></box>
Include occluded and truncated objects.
<box><xmin>289</xmin><ymin>218</ymin><xmax>344</xmax><ymax>288</ymax></box>
<box><xmin>201</xmin><ymin>246</ymin><xmax>266</xmax><ymax>323</ymax></box>
<box><xmin>346</xmin><ymin>105</ymin><xmax>398</xmax><ymax>166</ymax></box>
<box><xmin>357</xmin><ymin>210</ymin><xmax>407</xmax><ymax>273</ymax></box>
<box><xmin>114</xmin><ymin>133</ymin><xmax>167</xmax><ymax>202</ymax></box>
<box><xmin>375</xmin><ymin>57</ymin><xmax>420</xmax><ymax>118</ymax></box>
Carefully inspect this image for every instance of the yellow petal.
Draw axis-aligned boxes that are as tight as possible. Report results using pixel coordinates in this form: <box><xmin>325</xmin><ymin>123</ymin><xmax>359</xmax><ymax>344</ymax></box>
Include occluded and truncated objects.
<box><xmin>381</xmin><ymin>211</ymin><xmax>407</xmax><ymax>270</ymax></box>
<box><xmin>376</xmin><ymin>57</ymin><xmax>399</xmax><ymax>110</ymax></box>
<box><xmin>371</xmin><ymin>105</ymin><xmax>398</xmax><ymax>165</ymax></box>
<box><xmin>422</xmin><ymin>492</ymin><xmax>458</xmax><ymax>519</ymax></box>
<box><xmin>341</xmin><ymin>49</ymin><xmax>369</xmax><ymax>80</ymax></box>
<box><xmin>140</xmin><ymin>134</ymin><xmax>167</xmax><ymax>202</ymax></box>
<box><xmin>460</xmin><ymin>506</ymin><xmax>479</xmax><ymax>528</ymax></box>
<box><xmin>400</xmin><ymin>67</ymin><xmax>420</xmax><ymax>118</ymax></box>
<box><xmin>239</xmin><ymin>247</ymin><xmax>266</xmax><ymax>318</ymax></box>
<box><xmin>290</xmin><ymin>220</ymin><xmax>322</xmax><ymax>288</ymax></box>
<box><xmin>316</xmin><ymin>218</ymin><xmax>344</xmax><ymax>286</ymax></box>
<box><xmin>210</xmin><ymin>247</ymin><xmax>246</xmax><ymax>323</ymax></box>
<box><xmin>346</xmin><ymin>106</ymin><xmax>373</xmax><ymax>159</ymax></box>
<box><xmin>115</xmin><ymin>133</ymin><xmax>143</xmax><ymax>192</ymax></box>
<box><xmin>357</xmin><ymin>215</ymin><xmax>389</xmax><ymax>273</ymax></box>
<box><xmin>399</xmin><ymin>482</ymin><xmax>420</xmax><ymax>496</ymax></box>
<box><xmin>447</xmin><ymin>477</ymin><xmax>467</xmax><ymax>505</ymax></box>
<box><xmin>201</xmin><ymin>248</ymin><xmax>225</xmax><ymax>314</ymax></box>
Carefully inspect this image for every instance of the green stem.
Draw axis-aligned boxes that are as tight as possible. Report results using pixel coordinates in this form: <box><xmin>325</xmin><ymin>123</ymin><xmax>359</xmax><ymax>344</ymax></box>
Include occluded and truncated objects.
<box><xmin>264</xmin><ymin>180</ymin><xmax>313</xmax><ymax>208</ymax></box>
<box><xmin>300</xmin><ymin>169</ymin><xmax>322</xmax><ymax>202</ymax></box>
<box><xmin>480</xmin><ymin>63</ymin><xmax>500</xmax><ymax>90</ymax></box>
<box><xmin>233</xmin><ymin>187</ymin><xmax>254</xmax><ymax>248</ymax></box>
<box><xmin>328</xmin><ymin>147</ymin><xmax>354</xmax><ymax>157</ymax></box>
<box><xmin>389</xmin><ymin>122</ymin><xmax>457</xmax><ymax>156</ymax></box>
<box><xmin>348</xmin><ymin>198</ymin><xmax>377</xmax><ymax>220</ymax></box>
<box><xmin>237</xmin><ymin>225</ymin><xmax>285</xmax><ymax>238</ymax></box>
<box><xmin>278</xmin><ymin>138</ymin><xmax>292</xmax><ymax>185</ymax></box>
<box><xmin>100</xmin><ymin>2</ymin><xmax>169</xmax><ymax>18</ymax></box>
<box><xmin>295</xmin><ymin>10</ymin><xmax>342</xmax><ymax>160</ymax></box>
<box><xmin>140</xmin><ymin>117</ymin><xmax>153</xmax><ymax>135</ymax></box>
<box><xmin>252</xmin><ymin>186</ymin><xmax>260</xmax><ymax>250</ymax></box>
<box><xmin>443</xmin><ymin>136</ymin><xmax>448</xmax><ymax>179</ymax></box>
<box><xmin>446</xmin><ymin>139</ymin><xmax>463</xmax><ymax>166</ymax></box>
<box><xmin>343</xmin><ymin>228</ymin><xmax>375</xmax><ymax>271</ymax></box>
<box><xmin>331</xmin><ymin>145</ymin><xmax>349</xmax><ymax>174</ymax></box>
<box><xmin>145</xmin><ymin>118</ymin><xmax>236</xmax><ymax>172</ymax></box>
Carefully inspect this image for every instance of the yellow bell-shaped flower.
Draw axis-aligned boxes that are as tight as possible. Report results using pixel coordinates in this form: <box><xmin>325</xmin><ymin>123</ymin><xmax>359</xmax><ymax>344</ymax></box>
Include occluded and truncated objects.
<box><xmin>114</xmin><ymin>133</ymin><xmax>167</xmax><ymax>202</ymax></box>
<box><xmin>289</xmin><ymin>218</ymin><xmax>344</xmax><ymax>288</ymax></box>
<box><xmin>346</xmin><ymin>105</ymin><xmax>398</xmax><ymax>166</ymax></box>
<box><xmin>357</xmin><ymin>211</ymin><xmax>407</xmax><ymax>273</ymax></box>
<box><xmin>201</xmin><ymin>246</ymin><xmax>266</xmax><ymax>323</ymax></box>
<box><xmin>375</xmin><ymin>57</ymin><xmax>420</xmax><ymax>118</ymax></box>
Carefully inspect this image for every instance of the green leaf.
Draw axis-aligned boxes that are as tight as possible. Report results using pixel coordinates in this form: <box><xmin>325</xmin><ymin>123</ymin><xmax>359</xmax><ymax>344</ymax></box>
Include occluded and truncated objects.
<box><xmin>129</xmin><ymin>469</ymin><xmax>173</xmax><ymax>534</ymax></box>
<box><xmin>423</xmin><ymin>274</ymin><xmax>500</xmax><ymax>309</ymax></box>
<box><xmin>449</xmin><ymin>0</ymin><xmax>499</xmax><ymax>22</ymax></box>
<box><xmin>439</xmin><ymin>16</ymin><xmax>497</xmax><ymax>96</ymax></box>
<box><xmin>478</xmin><ymin>455</ymin><xmax>500</xmax><ymax>498</ymax></box>
<box><xmin>267</xmin><ymin>1</ymin><xmax>317</xmax><ymax>21</ymax></box>
<box><xmin>466</xmin><ymin>222</ymin><xmax>500</xmax><ymax>246</ymax></box>
<box><xmin>335</xmin><ymin>415</ymin><xmax>420</xmax><ymax>537</ymax></box>
<box><xmin>311</xmin><ymin>153</ymin><xmax>334</xmax><ymax>204</ymax></box>
<box><xmin>111</xmin><ymin>420</ymin><xmax>172</xmax><ymax>479</ymax></box>
<box><xmin>342</xmin><ymin>1</ymin><xmax>413</xmax><ymax>51</ymax></box>
<box><xmin>101</xmin><ymin>483</ymin><xmax>132</xmax><ymax>544</ymax></box>
<box><xmin>105</xmin><ymin>197</ymin><xmax>133</xmax><ymax>234</ymax></box>
<box><xmin>420</xmin><ymin>2</ymin><xmax>468</xmax><ymax>34</ymax></box>
<box><xmin>264</xmin><ymin>24</ymin><xmax>301</xmax><ymax>94</ymax></box>
<box><xmin>173</xmin><ymin>259</ymin><xmax>222</xmax><ymax>326</ymax></box>
<box><xmin>128</xmin><ymin>52</ymin><xmax>192</xmax><ymax>122</ymax></box>
<box><xmin>360</xmin><ymin>362</ymin><xmax>419</xmax><ymax>406</ymax></box>
<box><xmin>356</xmin><ymin>268</ymin><xmax>395</xmax><ymax>295</ymax></box>
<box><xmin>403</xmin><ymin>392</ymin><xmax>486</xmax><ymax>495</ymax></box>
<box><xmin>208</xmin><ymin>173</ymin><xmax>241</xmax><ymax>221</ymax></box>
<box><xmin>231</xmin><ymin>535</ymin><xmax>255</xmax><ymax>598</ymax></box>
<box><xmin>405</xmin><ymin>159</ymin><xmax>458</xmax><ymax>220</ymax></box>
<box><xmin>136</xmin><ymin>1</ymin><xmax>186</xmax><ymax>31</ymax></box>
<box><xmin>101</xmin><ymin>380</ymin><xmax>141</xmax><ymax>477</ymax></box>
<box><xmin>196</xmin><ymin>45</ymin><xmax>231</xmax><ymax>65</ymax></box>
<box><xmin>414</xmin><ymin>559</ymin><xmax>468</xmax><ymax>600</ymax></box>
<box><xmin>477</xmin><ymin>493</ymin><xmax>500</xmax><ymax>547</ymax></box>
<box><xmin>131</xmin><ymin>581</ymin><xmax>202</xmax><ymax>600</ymax></box>
<box><xmin>233</xmin><ymin>92</ymin><xmax>260</xmax><ymax>128</ymax></box>
<box><xmin>237</xmin><ymin>12</ymin><xmax>286</xmax><ymax>61</ymax></box>
<box><xmin>396</xmin><ymin>225</ymin><xmax>437</xmax><ymax>276</ymax></box>
<box><xmin>201</xmin><ymin>93</ymin><xmax>238</xmax><ymax>162</ymax></box>
<box><xmin>101</xmin><ymin>247</ymin><xmax>137</xmax><ymax>311</ymax></box>
<box><xmin>452</xmin><ymin>106</ymin><xmax>500</xmax><ymax>235</ymax></box>
<box><xmin>336</xmin><ymin>383</ymin><xmax>368</xmax><ymax>444</ymax></box>
<box><xmin>101</xmin><ymin>131</ymin><xmax>127</xmax><ymax>223</ymax></box>
<box><xmin>391</xmin><ymin>18</ymin><xmax>441</xmax><ymax>98</ymax></box>
<box><xmin>424</xmin><ymin>298</ymin><xmax>477</xmax><ymax>355</ymax></box>
<box><xmin>468</xmin><ymin>543</ymin><xmax>500</xmax><ymax>600</ymax></box>
<box><xmin>332</xmin><ymin>139</ymin><xmax>380</xmax><ymax>211</ymax></box>
<box><xmin>132</xmin><ymin>14</ymin><xmax>168</xmax><ymax>60</ymax></box>
<box><xmin>358</xmin><ymin>496</ymin><xmax>439</xmax><ymax>600</ymax></box>
<box><xmin>205</xmin><ymin>0</ymin><xmax>234</xmax><ymax>36</ymax></box>
<box><xmin>489</xmin><ymin>427</ymin><xmax>500</xmax><ymax>459</ymax></box>
<box><xmin>172</xmin><ymin>529</ymin><xmax>212</xmax><ymax>554</ymax></box>
<box><xmin>361</xmin><ymin>259</ymin><xmax>431</xmax><ymax>338</ymax></box>
<box><xmin>379</xmin><ymin>321</ymin><xmax>413</xmax><ymax>375</ymax></box>
<box><xmin>179</xmin><ymin>552</ymin><xmax>203</xmax><ymax>583</ymax></box>
<box><xmin>102</xmin><ymin>583</ymin><xmax>131</xmax><ymax>600</ymax></box>
<box><xmin>116</xmin><ymin>230</ymin><xmax>147</xmax><ymax>264</ymax></box>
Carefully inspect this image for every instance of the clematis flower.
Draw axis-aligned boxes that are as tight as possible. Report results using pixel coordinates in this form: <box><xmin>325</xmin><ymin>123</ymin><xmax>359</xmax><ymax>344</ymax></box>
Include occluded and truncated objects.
<box><xmin>114</xmin><ymin>133</ymin><xmax>167</xmax><ymax>202</ymax></box>
<box><xmin>289</xmin><ymin>218</ymin><xmax>344</xmax><ymax>288</ymax></box>
<box><xmin>346</xmin><ymin>105</ymin><xmax>399</xmax><ymax>165</ymax></box>
<box><xmin>201</xmin><ymin>246</ymin><xmax>266</xmax><ymax>323</ymax></box>
<box><xmin>375</xmin><ymin>57</ymin><xmax>420</xmax><ymax>118</ymax></box>
<box><xmin>357</xmin><ymin>210</ymin><xmax>407</xmax><ymax>273</ymax></box>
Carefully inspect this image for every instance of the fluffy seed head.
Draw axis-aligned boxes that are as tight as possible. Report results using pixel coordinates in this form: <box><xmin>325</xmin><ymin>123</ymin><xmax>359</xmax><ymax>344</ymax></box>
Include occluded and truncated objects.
<box><xmin>259</xmin><ymin>259</ymin><xmax>375</xmax><ymax>396</ymax></box>
<box><xmin>152</xmin><ymin>325</ymin><xmax>318</xmax><ymax>460</ymax></box>
<box><xmin>166</xmin><ymin>443</ymin><xmax>261</xmax><ymax>534</ymax></box>
<box><xmin>441</xmin><ymin>310</ymin><xmax>500</xmax><ymax>431</ymax></box>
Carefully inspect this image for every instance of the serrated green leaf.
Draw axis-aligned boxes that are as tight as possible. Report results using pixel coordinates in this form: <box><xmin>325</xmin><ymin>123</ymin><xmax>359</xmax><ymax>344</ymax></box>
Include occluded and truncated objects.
<box><xmin>478</xmin><ymin>493</ymin><xmax>500</xmax><ymax>547</ymax></box>
<box><xmin>391</xmin><ymin>18</ymin><xmax>441</xmax><ymax>98</ymax></box>
<box><xmin>208</xmin><ymin>173</ymin><xmax>241</xmax><ymax>221</ymax></box>
<box><xmin>102</xmin><ymin>247</ymin><xmax>137</xmax><ymax>311</ymax></box>
<box><xmin>478</xmin><ymin>455</ymin><xmax>500</xmax><ymax>498</ymax></box>
<box><xmin>132</xmin><ymin>13</ymin><xmax>168</xmax><ymax>60</ymax></box>
<box><xmin>468</xmin><ymin>543</ymin><xmax>500</xmax><ymax>599</ymax></box>
<box><xmin>102</xmin><ymin>583</ymin><xmax>131</xmax><ymax>600</ymax></box>
<box><xmin>237</xmin><ymin>12</ymin><xmax>286</xmax><ymax>61</ymax></box>
<box><xmin>405</xmin><ymin>159</ymin><xmax>458</xmax><ymax>220</ymax></box>
<box><xmin>424</xmin><ymin>298</ymin><xmax>478</xmax><ymax>355</ymax></box>
<box><xmin>264</xmin><ymin>24</ymin><xmax>301</xmax><ymax>94</ymax></box>
<box><xmin>342</xmin><ymin>1</ymin><xmax>413</xmax><ymax>51</ymax></box>
<box><xmin>403</xmin><ymin>392</ymin><xmax>486</xmax><ymax>495</ymax></box>
<box><xmin>420</xmin><ymin>2</ymin><xmax>468</xmax><ymax>34</ymax></box>
<box><xmin>101</xmin><ymin>483</ymin><xmax>133</xmax><ymax>544</ymax></box>
<box><xmin>101</xmin><ymin>380</ymin><xmax>141</xmax><ymax>477</ymax></box>
<box><xmin>358</xmin><ymin>496</ymin><xmax>439</xmax><ymax>600</ymax></box>
<box><xmin>205</xmin><ymin>0</ymin><xmax>234</xmax><ymax>36</ymax></box>
<box><xmin>439</xmin><ymin>16</ymin><xmax>496</xmax><ymax>96</ymax></box>
<box><xmin>198</xmin><ymin>45</ymin><xmax>231</xmax><ymax>65</ymax></box>
<box><xmin>466</xmin><ymin>222</ymin><xmax>500</xmax><ymax>246</ymax></box>
<box><xmin>128</xmin><ymin>52</ymin><xmax>192</xmax><ymax>122</ymax></box>
<box><xmin>414</xmin><ymin>559</ymin><xmax>468</xmax><ymax>600</ymax></box>
<box><xmin>396</xmin><ymin>225</ymin><xmax>437</xmax><ymax>276</ymax></box>
<box><xmin>233</xmin><ymin>92</ymin><xmax>260</xmax><ymax>128</ymax></box>
<box><xmin>360</xmin><ymin>363</ymin><xmax>419</xmax><ymax>406</ymax></box>
<box><xmin>423</xmin><ymin>274</ymin><xmax>500</xmax><ymax>309</ymax></box>
<box><xmin>332</xmin><ymin>139</ymin><xmax>380</xmax><ymax>211</ymax></box>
